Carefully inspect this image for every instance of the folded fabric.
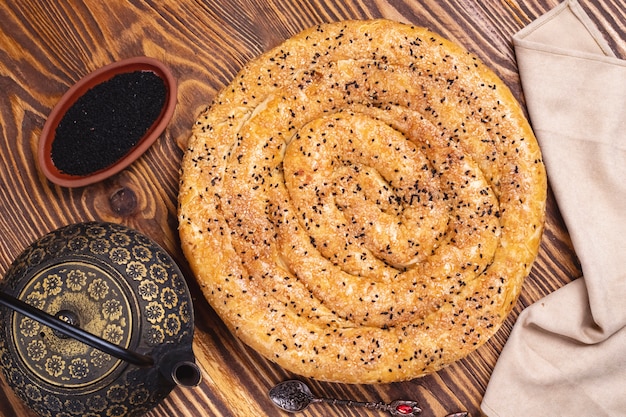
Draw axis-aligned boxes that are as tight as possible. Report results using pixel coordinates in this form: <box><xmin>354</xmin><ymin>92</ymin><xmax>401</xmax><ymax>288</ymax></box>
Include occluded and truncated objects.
<box><xmin>481</xmin><ymin>1</ymin><xmax>626</xmax><ymax>416</ymax></box>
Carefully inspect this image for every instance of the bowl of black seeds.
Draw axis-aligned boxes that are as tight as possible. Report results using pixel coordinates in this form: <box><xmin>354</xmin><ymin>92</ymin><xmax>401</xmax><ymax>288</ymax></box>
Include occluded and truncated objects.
<box><xmin>38</xmin><ymin>56</ymin><xmax>177</xmax><ymax>187</ymax></box>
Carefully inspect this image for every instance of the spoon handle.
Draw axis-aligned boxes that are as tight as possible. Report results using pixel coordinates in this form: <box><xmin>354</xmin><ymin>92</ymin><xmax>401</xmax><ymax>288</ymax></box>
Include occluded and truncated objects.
<box><xmin>314</xmin><ymin>396</ymin><xmax>422</xmax><ymax>416</ymax></box>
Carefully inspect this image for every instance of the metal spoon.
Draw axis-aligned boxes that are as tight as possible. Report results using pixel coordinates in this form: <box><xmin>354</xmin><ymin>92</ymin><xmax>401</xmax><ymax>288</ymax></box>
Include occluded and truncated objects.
<box><xmin>269</xmin><ymin>380</ymin><xmax>469</xmax><ymax>417</ymax></box>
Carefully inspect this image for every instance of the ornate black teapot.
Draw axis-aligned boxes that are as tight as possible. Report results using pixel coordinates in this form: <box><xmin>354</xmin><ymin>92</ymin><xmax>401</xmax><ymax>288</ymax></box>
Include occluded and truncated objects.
<box><xmin>0</xmin><ymin>222</ymin><xmax>201</xmax><ymax>417</ymax></box>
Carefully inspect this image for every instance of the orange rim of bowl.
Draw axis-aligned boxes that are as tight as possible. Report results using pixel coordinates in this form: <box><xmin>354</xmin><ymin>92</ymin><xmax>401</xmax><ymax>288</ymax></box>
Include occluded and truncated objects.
<box><xmin>38</xmin><ymin>56</ymin><xmax>177</xmax><ymax>187</ymax></box>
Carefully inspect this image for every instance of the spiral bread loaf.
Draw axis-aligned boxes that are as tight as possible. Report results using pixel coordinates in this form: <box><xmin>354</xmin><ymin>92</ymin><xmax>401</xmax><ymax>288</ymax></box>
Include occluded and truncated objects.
<box><xmin>178</xmin><ymin>19</ymin><xmax>546</xmax><ymax>383</ymax></box>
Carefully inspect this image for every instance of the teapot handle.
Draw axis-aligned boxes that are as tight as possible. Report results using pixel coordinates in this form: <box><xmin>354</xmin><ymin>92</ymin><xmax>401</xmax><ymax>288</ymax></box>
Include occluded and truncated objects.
<box><xmin>0</xmin><ymin>290</ymin><xmax>154</xmax><ymax>367</ymax></box>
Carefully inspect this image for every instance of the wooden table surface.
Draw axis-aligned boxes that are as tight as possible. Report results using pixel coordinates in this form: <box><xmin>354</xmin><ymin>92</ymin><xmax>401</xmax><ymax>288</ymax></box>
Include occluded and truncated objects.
<box><xmin>0</xmin><ymin>1</ymin><xmax>623</xmax><ymax>416</ymax></box>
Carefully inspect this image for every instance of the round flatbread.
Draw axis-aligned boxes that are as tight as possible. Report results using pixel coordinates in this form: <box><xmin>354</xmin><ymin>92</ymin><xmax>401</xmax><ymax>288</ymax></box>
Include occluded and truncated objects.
<box><xmin>178</xmin><ymin>19</ymin><xmax>546</xmax><ymax>383</ymax></box>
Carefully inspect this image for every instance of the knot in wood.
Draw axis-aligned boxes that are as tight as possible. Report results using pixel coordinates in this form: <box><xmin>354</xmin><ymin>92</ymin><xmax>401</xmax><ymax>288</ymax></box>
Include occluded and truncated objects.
<box><xmin>109</xmin><ymin>187</ymin><xmax>138</xmax><ymax>216</ymax></box>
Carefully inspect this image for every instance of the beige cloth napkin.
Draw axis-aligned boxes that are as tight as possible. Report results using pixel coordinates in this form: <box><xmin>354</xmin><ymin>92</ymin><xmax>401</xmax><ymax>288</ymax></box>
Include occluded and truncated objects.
<box><xmin>481</xmin><ymin>1</ymin><xmax>626</xmax><ymax>416</ymax></box>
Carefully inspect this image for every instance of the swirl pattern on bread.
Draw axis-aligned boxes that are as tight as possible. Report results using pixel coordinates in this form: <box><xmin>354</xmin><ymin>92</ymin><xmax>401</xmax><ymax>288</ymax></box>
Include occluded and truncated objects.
<box><xmin>178</xmin><ymin>19</ymin><xmax>546</xmax><ymax>383</ymax></box>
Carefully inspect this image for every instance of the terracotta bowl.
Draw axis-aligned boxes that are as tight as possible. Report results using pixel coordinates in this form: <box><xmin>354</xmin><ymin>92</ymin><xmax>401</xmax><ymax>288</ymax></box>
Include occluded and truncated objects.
<box><xmin>38</xmin><ymin>57</ymin><xmax>177</xmax><ymax>187</ymax></box>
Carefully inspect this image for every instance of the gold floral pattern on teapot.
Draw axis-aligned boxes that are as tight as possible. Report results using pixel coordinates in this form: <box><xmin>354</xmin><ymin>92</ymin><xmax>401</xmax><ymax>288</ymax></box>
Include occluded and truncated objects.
<box><xmin>16</xmin><ymin>261</ymin><xmax>133</xmax><ymax>388</ymax></box>
<box><xmin>0</xmin><ymin>222</ymin><xmax>199</xmax><ymax>417</ymax></box>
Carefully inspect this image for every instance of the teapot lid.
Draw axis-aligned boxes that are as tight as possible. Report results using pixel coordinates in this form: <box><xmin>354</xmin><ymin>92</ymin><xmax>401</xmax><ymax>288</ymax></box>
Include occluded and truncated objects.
<box><xmin>0</xmin><ymin>222</ymin><xmax>198</xmax><ymax>416</ymax></box>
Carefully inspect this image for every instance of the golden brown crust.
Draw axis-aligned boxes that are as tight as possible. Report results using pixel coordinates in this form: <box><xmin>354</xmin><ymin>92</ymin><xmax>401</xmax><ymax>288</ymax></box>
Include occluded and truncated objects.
<box><xmin>178</xmin><ymin>19</ymin><xmax>546</xmax><ymax>383</ymax></box>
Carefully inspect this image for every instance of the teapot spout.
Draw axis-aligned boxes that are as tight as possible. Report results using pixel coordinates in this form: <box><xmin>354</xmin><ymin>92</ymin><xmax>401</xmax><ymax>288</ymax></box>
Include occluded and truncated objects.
<box><xmin>170</xmin><ymin>360</ymin><xmax>202</xmax><ymax>387</ymax></box>
<box><xmin>158</xmin><ymin>349</ymin><xmax>202</xmax><ymax>388</ymax></box>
